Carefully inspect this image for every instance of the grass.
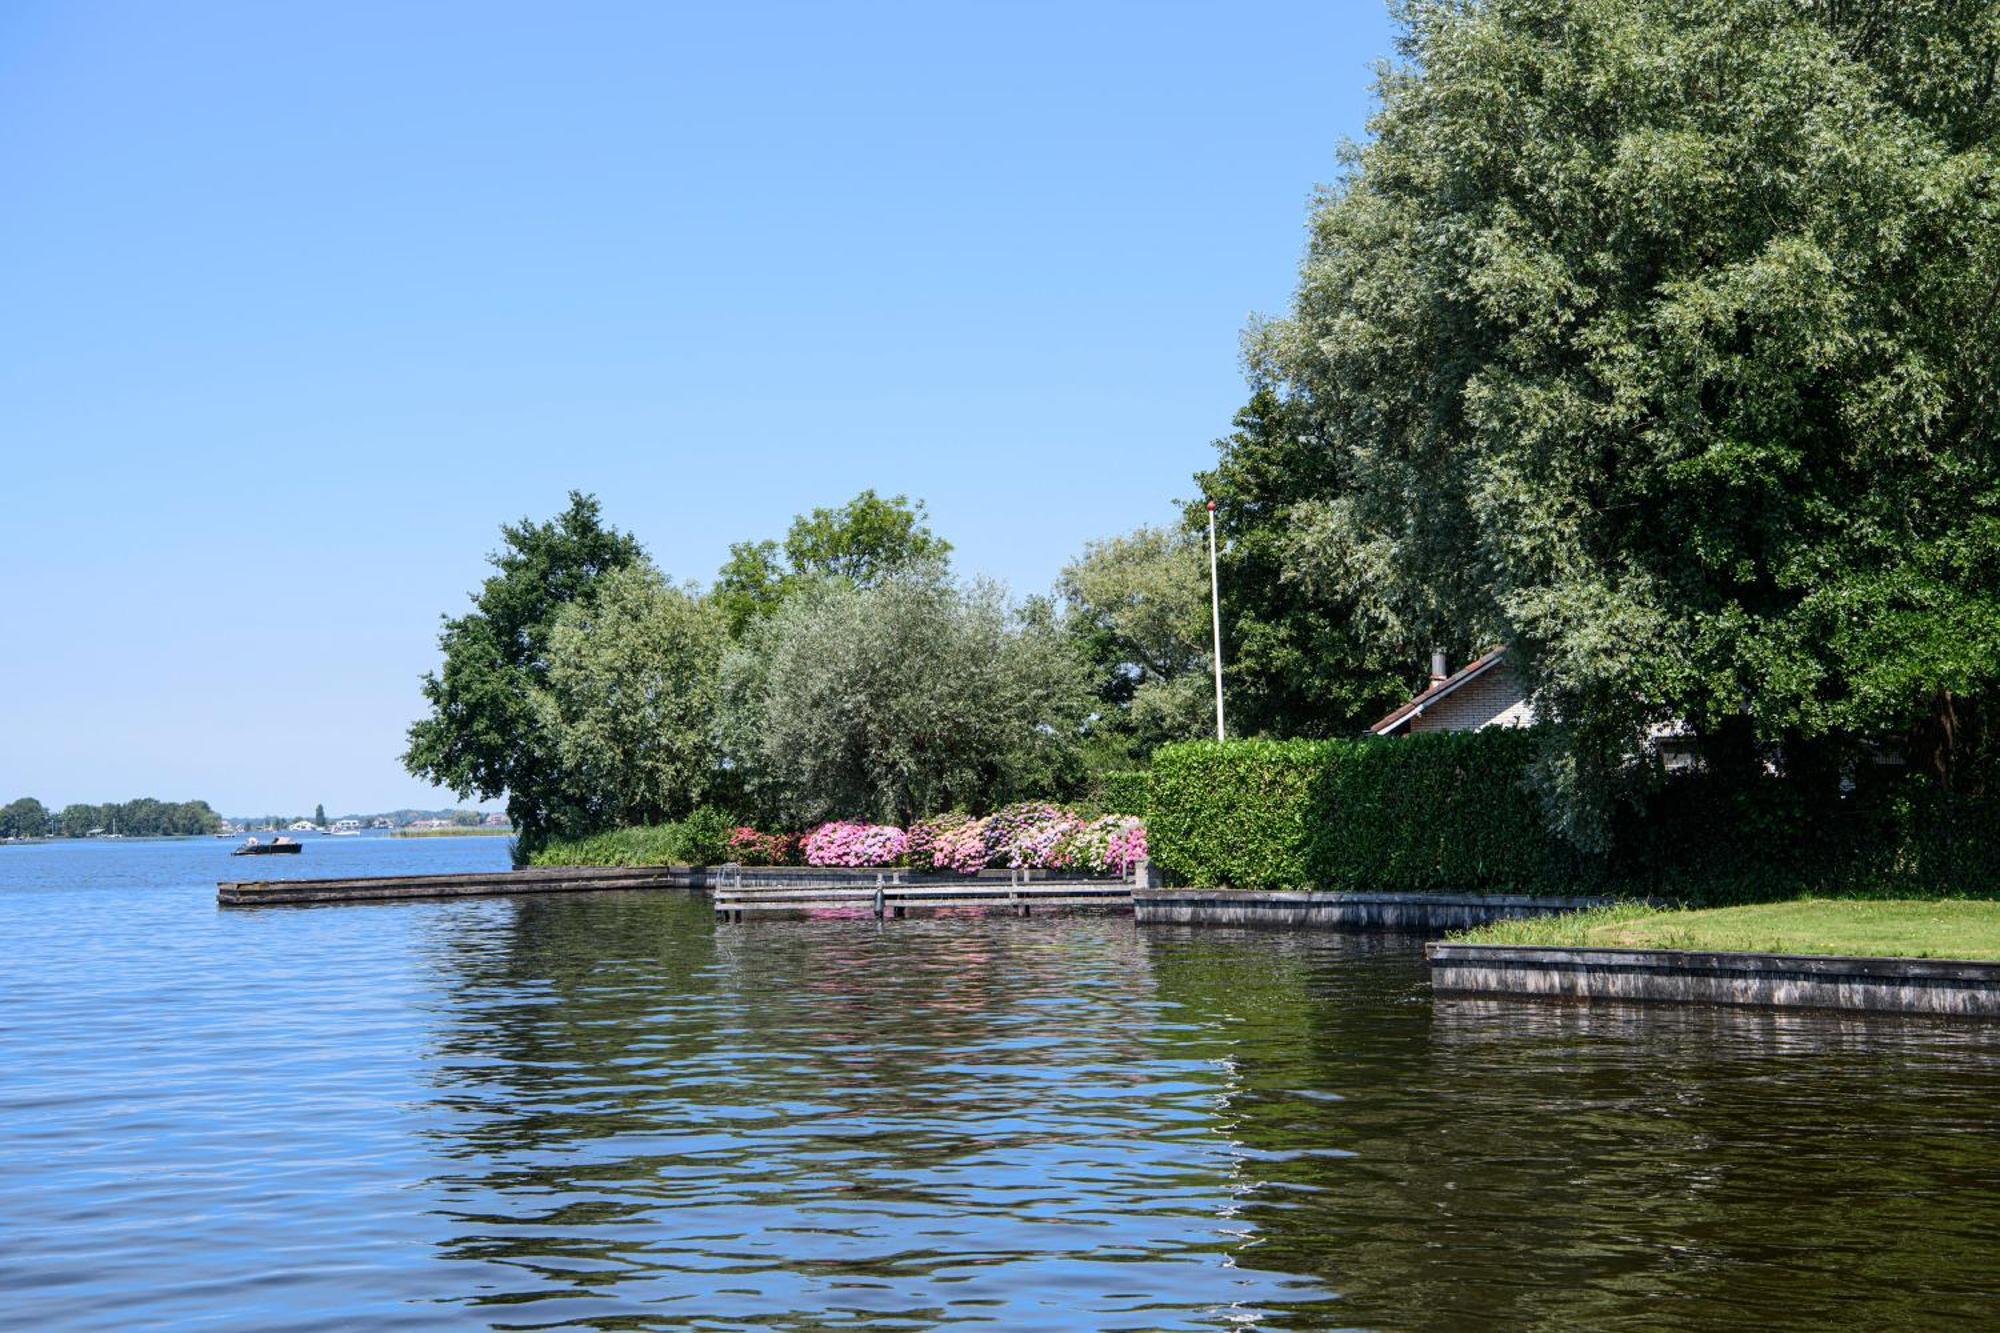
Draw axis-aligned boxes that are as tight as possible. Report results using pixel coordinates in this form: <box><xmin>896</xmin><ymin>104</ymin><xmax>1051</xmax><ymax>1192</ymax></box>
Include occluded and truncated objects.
<box><xmin>1454</xmin><ymin>898</ymin><xmax>2000</xmax><ymax>961</ymax></box>
<box><xmin>529</xmin><ymin>824</ymin><xmax>687</xmax><ymax>867</ymax></box>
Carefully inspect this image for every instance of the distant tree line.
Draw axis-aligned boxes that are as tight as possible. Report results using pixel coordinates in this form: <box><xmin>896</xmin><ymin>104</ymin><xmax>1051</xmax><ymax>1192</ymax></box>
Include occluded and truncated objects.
<box><xmin>0</xmin><ymin>797</ymin><xmax>223</xmax><ymax>839</ymax></box>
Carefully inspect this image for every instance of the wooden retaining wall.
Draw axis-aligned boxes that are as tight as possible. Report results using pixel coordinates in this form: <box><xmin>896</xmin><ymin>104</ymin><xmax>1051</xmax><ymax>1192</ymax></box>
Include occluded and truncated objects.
<box><xmin>1133</xmin><ymin>889</ymin><xmax>1617</xmax><ymax>931</ymax></box>
<box><xmin>1427</xmin><ymin>942</ymin><xmax>2000</xmax><ymax>1017</ymax></box>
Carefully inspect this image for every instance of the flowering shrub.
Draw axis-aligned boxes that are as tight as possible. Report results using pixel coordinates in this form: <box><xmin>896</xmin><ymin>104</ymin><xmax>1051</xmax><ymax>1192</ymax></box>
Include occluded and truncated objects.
<box><xmin>803</xmin><ymin>821</ymin><xmax>909</xmax><ymax>867</ymax></box>
<box><xmin>728</xmin><ymin>826</ymin><xmax>802</xmax><ymax>867</ymax></box>
<box><xmin>980</xmin><ymin>802</ymin><xmax>1072</xmax><ymax>869</ymax></box>
<box><xmin>1106</xmin><ymin>818</ymin><xmax>1148</xmax><ymax>875</ymax></box>
<box><xmin>907</xmin><ymin>812</ymin><xmax>972</xmax><ymax>870</ymax></box>
<box><xmin>1055</xmin><ymin>814</ymin><xmax>1147</xmax><ymax>876</ymax></box>
<box><xmin>929</xmin><ymin>816</ymin><xmax>993</xmax><ymax>874</ymax></box>
<box><xmin>722</xmin><ymin>807</ymin><xmax>1147</xmax><ymax>877</ymax></box>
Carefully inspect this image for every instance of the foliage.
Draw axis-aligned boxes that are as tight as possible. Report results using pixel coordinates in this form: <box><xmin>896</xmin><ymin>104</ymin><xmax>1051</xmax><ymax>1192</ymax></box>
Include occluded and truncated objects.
<box><xmin>727</xmin><ymin>826</ymin><xmax>804</xmax><ymax>867</ymax></box>
<box><xmin>1059</xmin><ymin>524</ymin><xmax>1213</xmax><ymax>756</ymax></box>
<box><xmin>528</xmin><ymin>806</ymin><xmax>737</xmax><ymax>868</ymax></box>
<box><xmin>1093</xmin><ymin>770</ymin><xmax>1151</xmax><ymax>816</ymax></box>
<box><xmin>1254</xmin><ymin>0</ymin><xmax>2000</xmax><ymax>845</ymax></box>
<box><xmin>714</xmin><ymin>490</ymin><xmax>953</xmax><ymax>635</ymax></box>
<box><xmin>0</xmin><ymin>797</ymin><xmax>50</xmax><ymax>839</ymax></box>
<box><xmin>540</xmin><ymin>564</ymin><xmax>726</xmax><ymax>828</ymax></box>
<box><xmin>905</xmin><ymin>812</ymin><xmax>973</xmax><ymax>870</ymax></box>
<box><xmin>720</xmin><ymin>572</ymin><xmax>1092</xmax><ymax>825</ymax></box>
<box><xmin>1313</xmin><ymin>730</ymin><xmax>1582</xmax><ymax>894</ymax></box>
<box><xmin>1457</xmin><ymin>899</ymin><xmax>2000</xmax><ymax>962</ymax></box>
<box><xmin>802</xmin><ymin>821</ymin><xmax>909</xmax><ymax>867</ymax></box>
<box><xmin>1193</xmin><ymin>387</ymin><xmax>1424</xmax><ymax>739</ymax></box>
<box><xmin>1149</xmin><ymin>740</ymin><xmax>1330</xmax><ymax>891</ymax></box>
<box><xmin>31</xmin><ymin>798</ymin><xmax>224</xmax><ymax>839</ymax></box>
<box><xmin>403</xmin><ymin>492</ymin><xmax>646</xmax><ymax>852</ymax></box>
<box><xmin>1152</xmin><ymin>732</ymin><xmax>2000</xmax><ymax>902</ymax></box>
<box><xmin>676</xmin><ymin>805</ymin><xmax>737</xmax><ymax>866</ymax></box>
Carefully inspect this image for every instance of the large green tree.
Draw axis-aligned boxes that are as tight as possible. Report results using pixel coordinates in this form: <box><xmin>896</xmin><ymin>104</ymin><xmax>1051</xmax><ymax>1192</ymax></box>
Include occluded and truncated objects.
<box><xmin>539</xmin><ymin>564</ymin><xmax>727</xmax><ymax>828</ymax></box>
<box><xmin>1260</xmin><ymin>0</ymin><xmax>2000</xmax><ymax>844</ymax></box>
<box><xmin>403</xmin><ymin>492</ymin><xmax>647</xmax><ymax>850</ymax></box>
<box><xmin>713</xmin><ymin>490</ymin><xmax>952</xmax><ymax>634</ymax></box>
<box><xmin>1059</xmin><ymin>522</ymin><xmax>1215</xmax><ymax>758</ymax></box>
<box><xmin>721</xmin><ymin>572</ymin><xmax>1090</xmax><ymax>824</ymax></box>
<box><xmin>1193</xmin><ymin>387</ymin><xmax>1426</xmax><ymax>739</ymax></box>
<box><xmin>0</xmin><ymin>797</ymin><xmax>49</xmax><ymax>839</ymax></box>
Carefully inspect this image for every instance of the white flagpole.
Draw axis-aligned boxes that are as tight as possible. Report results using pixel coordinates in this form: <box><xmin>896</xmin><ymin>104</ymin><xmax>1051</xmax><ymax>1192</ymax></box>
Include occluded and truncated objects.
<box><xmin>1207</xmin><ymin>499</ymin><xmax>1225</xmax><ymax>741</ymax></box>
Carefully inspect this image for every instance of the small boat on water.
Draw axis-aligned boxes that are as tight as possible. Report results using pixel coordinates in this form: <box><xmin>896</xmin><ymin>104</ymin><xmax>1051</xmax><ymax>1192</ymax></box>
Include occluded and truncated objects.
<box><xmin>233</xmin><ymin>836</ymin><xmax>302</xmax><ymax>856</ymax></box>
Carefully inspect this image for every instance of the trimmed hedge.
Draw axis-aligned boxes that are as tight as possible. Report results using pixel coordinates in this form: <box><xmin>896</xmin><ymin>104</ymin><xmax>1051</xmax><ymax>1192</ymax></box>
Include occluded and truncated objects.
<box><xmin>1315</xmin><ymin>729</ymin><xmax>1584</xmax><ymax>893</ymax></box>
<box><xmin>1151</xmin><ymin>730</ymin><xmax>2000</xmax><ymax>903</ymax></box>
<box><xmin>1150</xmin><ymin>740</ymin><xmax>1331</xmax><ymax>891</ymax></box>
<box><xmin>1095</xmin><ymin>770</ymin><xmax>1152</xmax><ymax>817</ymax></box>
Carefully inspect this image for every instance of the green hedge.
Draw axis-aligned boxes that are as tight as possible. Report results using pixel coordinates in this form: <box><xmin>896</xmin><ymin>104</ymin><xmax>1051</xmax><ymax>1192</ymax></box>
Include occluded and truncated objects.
<box><xmin>1095</xmin><ymin>770</ymin><xmax>1152</xmax><ymax>817</ymax></box>
<box><xmin>1150</xmin><ymin>739</ymin><xmax>1332</xmax><ymax>891</ymax></box>
<box><xmin>1151</xmin><ymin>730</ymin><xmax>2000</xmax><ymax>902</ymax></box>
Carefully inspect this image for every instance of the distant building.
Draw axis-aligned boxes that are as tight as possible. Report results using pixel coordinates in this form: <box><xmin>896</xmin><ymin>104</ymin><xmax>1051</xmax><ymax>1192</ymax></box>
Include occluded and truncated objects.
<box><xmin>1370</xmin><ymin>648</ymin><xmax>1533</xmax><ymax>736</ymax></box>
<box><xmin>288</xmin><ymin>819</ymin><xmax>317</xmax><ymax>832</ymax></box>
<box><xmin>482</xmin><ymin>812</ymin><xmax>510</xmax><ymax>827</ymax></box>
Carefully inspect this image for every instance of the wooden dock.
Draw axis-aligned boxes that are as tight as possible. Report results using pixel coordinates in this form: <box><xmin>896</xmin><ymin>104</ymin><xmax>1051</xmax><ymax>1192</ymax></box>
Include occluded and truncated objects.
<box><xmin>713</xmin><ymin>867</ymin><xmax>1136</xmax><ymax>921</ymax></box>
<box><xmin>217</xmin><ymin>864</ymin><xmax>709</xmax><ymax>906</ymax></box>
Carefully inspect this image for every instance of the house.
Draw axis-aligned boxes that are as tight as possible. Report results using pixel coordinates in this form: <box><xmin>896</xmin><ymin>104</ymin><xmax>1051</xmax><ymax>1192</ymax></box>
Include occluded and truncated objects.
<box><xmin>1370</xmin><ymin>648</ymin><xmax>1534</xmax><ymax>736</ymax></box>
<box><xmin>1370</xmin><ymin>648</ymin><xmax>1703</xmax><ymax>770</ymax></box>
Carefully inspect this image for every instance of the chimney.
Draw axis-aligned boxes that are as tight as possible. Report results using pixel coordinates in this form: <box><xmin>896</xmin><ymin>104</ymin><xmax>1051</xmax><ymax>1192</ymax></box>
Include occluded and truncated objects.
<box><xmin>1430</xmin><ymin>651</ymin><xmax>1450</xmax><ymax>686</ymax></box>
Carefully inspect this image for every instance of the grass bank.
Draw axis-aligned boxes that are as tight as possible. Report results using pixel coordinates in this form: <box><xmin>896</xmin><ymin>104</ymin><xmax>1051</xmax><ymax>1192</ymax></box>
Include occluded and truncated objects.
<box><xmin>529</xmin><ymin>824</ymin><xmax>693</xmax><ymax>867</ymax></box>
<box><xmin>1457</xmin><ymin>899</ymin><xmax>2000</xmax><ymax>961</ymax></box>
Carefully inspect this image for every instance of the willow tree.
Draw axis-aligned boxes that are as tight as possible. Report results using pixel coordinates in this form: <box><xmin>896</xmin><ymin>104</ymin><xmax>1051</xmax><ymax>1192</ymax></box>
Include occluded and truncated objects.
<box><xmin>1260</xmin><ymin>0</ymin><xmax>2000</xmax><ymax>843</ymax></box>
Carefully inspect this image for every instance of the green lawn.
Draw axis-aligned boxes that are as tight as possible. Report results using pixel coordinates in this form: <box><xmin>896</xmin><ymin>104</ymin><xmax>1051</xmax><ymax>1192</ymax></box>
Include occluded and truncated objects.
<box><xmin>1455</xmin><ymin>898</ymin><xmax>2000</xmax><ymax>961</ymax></box>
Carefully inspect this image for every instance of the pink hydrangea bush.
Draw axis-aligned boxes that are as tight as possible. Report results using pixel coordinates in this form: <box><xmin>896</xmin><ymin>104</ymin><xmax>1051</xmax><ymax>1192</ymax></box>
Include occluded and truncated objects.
<box><xmin>1055</xmin><ymin>814</ymin><xmax>1147</xmax><ymax>875</ymax></box>
<box><xmin>929</xmin><ymin>816</ymin><xmax>992</xmax><ymax>874</ymax></box>
<box><xmin>728</xmin><ymin>806</ymin><xmax>1147</xmax><ymax>877</ymax></box>
<box><xmin>728</xmin><ymin>827</ymin><xmax>802</xmax><ymax>866</ymax></box>
<box><xmin>803</xmin><ymin>821</ymin><xmax>909</xmax><ymax>867</ymax></box>
<box><xmin>907</xmin><ymin>812</ymin><xmax>970</xmax><ymax>869</ymax></box>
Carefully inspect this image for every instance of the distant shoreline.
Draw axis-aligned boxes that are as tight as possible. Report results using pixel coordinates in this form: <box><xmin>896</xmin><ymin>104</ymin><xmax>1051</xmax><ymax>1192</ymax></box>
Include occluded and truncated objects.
<box><xmin>390</xmin><ymin>827</ymin><xmax>513</xmax><ymax>838</ymax></box>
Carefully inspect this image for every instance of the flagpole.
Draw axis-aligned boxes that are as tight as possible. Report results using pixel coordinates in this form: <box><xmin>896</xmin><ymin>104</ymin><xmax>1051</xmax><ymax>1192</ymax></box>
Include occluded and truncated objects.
<box><xmin>1207</xmin><ymin>499</ymin><xmax>1225</xmax><ymax>741</ymax></box>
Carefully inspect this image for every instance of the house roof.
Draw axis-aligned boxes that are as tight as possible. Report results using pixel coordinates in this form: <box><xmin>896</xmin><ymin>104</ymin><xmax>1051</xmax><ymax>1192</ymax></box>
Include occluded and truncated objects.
<box><xmin>1368</xmin><ymin>647</ymin><xmax>1509</xmax><ymax>736</ymax></box>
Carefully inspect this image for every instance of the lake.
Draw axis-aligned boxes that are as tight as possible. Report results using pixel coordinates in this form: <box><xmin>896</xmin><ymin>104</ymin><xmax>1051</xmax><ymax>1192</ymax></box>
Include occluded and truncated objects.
<box><xmin>4</xmin><ymin>835</ymin><xmax>1997</xmax><ymax>1328</ymax></box>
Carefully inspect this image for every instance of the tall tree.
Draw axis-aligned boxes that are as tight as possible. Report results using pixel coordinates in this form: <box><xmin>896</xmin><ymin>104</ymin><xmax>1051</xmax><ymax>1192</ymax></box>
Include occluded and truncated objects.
<box><xmin>539</xmin><ymin>564</ymin><xmax>727</xmax><ymax>828</ymax></box>
<box><xmin>0</xmin><ymin>797</ymin><xmax>49</xmax><ymax>839</ymax></box>
<box><xmin>1259</xmin><ymin>0</ymin><xmax>2000</xmax><ymax>844</ymax></box>
<box><xmin>721</xmin><ymin>572</ymin><xmax>1089</xmax><ymax>824</ymax></box>
<box><xmin>1059</xmin><ymin>523</ymin><xmax>1214</xmax><ymax>759</ymax></box>
<box><xmin>403</xmin><ymin>492</ymin><xmax>647</xmax><ymax>850</ymax></box>
<box><xmin>1193</xmin><ymin>387</ymin><xmax>1425</xmax><ymax>739</ymax></box>
<box><xmin>714</xmin><ymin>490</ymin><xmax>952</xmax><ymax>634</ymax></box>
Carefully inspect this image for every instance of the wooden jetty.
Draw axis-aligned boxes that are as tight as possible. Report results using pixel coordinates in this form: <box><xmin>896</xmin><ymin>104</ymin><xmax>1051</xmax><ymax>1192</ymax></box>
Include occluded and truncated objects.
<box><xmin>712</xmin><ymin>867</ymin><xmax>1135</xmax><ymax>921</ymax></box>
<box><xmin>218</xmin><ymin>864</ymin><xmax>709</xmax><ymax>906</ymax></box>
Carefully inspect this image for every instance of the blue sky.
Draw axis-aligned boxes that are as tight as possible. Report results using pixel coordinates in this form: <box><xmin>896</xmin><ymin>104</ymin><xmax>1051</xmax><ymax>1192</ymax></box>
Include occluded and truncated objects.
<box><xmin>1</xmin><ymin>1</ymin><xmax>1399</xmax><ymax>815</ymax></box>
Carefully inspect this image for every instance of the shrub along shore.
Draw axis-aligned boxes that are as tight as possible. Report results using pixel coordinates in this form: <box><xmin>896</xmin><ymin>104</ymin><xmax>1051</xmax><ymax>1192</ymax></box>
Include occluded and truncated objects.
<box><xmin>1147</xmin><ymin>730</ymin><xmax>2000</xmax><ymax>906</ymax></box>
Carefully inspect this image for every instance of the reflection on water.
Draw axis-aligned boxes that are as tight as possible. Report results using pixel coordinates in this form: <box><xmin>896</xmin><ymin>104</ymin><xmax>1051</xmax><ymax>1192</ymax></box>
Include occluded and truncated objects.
<box><xmin>2</xmin><ymin>839</ymin><xmax>1997</xmax><ymax>1328</ymax></box>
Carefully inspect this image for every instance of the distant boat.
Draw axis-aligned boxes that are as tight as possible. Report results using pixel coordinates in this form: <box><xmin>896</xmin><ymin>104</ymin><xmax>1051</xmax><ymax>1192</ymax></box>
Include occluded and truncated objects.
<box><xmin>233</xmin><ymin>836</ymin><xmax>302</xmax><ymax>856</ymax></box>
<box><xmin>326</xmin><ymin>819</ymin><xmax>363</xmax><ymax>836</ymax></box>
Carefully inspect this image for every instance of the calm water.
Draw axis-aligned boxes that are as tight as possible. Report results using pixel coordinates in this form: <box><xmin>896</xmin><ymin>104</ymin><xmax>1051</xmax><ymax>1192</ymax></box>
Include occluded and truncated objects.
<box><xmin>3</xmin><ymin>837</ymin><xmax>1998</xmax><ymax>1329</ymax></box>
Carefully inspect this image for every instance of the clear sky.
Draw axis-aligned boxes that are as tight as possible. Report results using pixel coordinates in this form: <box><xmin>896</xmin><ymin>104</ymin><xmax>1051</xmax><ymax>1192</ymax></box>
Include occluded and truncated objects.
<box><xmin>1</xmin><ymin>1</ymin><xmax>1399</xmax><ymax>816</ymax></box>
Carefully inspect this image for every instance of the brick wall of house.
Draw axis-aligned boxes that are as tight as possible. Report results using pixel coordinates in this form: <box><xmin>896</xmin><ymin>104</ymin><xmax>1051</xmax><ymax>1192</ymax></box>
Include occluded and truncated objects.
<box><xmin>1409</xmin><ymin>662</ymin><xmax>1536</xmax><ymax>733</ymax></box>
